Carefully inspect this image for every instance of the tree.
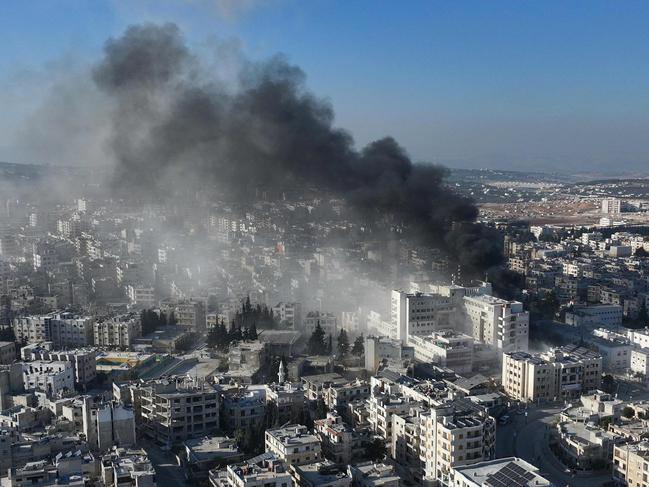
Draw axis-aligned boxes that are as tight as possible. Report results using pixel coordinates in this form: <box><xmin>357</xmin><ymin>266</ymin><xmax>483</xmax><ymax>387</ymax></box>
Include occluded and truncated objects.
<box><xmin>308</xmin><ymin>322</ymin><xmax>326</xmax><ymax>355</ymax></box>
<box><xmin>248</xmin><ymin>321</ymin><xmax>258</xmax><ymax>340</ymax></box>
<box><xmin>327</xmin><ymin>335</ymin><xmax>333</xmax><ymax>354</ymax></box>
<box><xmin>352</xmin><ymin>335</ymin><xmax>364</xmax><ymax>357</ymax></box>
<box><xmin>337</xmin><ymin>329</ymin><xmax>350</xmax><ymax>357</ymax></box>
<box><xmin>365</xmin><ymin>438</ymin><xmax>387</xmax><ymax>462</ymax></box>
<box><xmin>623</xmin><ymin>406</ymin><xmax>635</xmax><ymax>419</ymax></box>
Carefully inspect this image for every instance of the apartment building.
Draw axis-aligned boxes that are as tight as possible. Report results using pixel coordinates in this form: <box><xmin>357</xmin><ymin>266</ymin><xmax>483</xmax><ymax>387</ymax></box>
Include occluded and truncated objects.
<box><xmin>94</xmin><ymin>314</ymin><xmax>142</xmax><ymax>348</ymax></box>
<box><xmin>264</xmin><ymin>424</ymin><xmax>322</xmax><ymax>466</ymax></box>
<box><xmin>22</xmin><ymin>342</ymin><xmax>97</xmax><ymax>386</ymax></box>
<box><xmin>220</xmin><ymin>453</ymin><xmax>292</xmax><ymax>487</ymax></box>
<box><xmin>613</xmin><ymin>441</ymin><xmax>649</xmax><ymax>486</ymax></box>
<box><xmin>22</xmin><ymin>360</ymin><xmax>74</xmax><ymax>397</ymax></box>
<box><xmin>314</xmin><ymin>412</ymin><xmax>355</xmax><ymax>464</ymax></box>
<box><xmin>323</xmin><ymin>379</ymin><xmax>370</xmax><ymax>415</ymax></box>
<box><xmin>391</xmin><ymin>290</ymin><xmax>455</xmax><ymax>342</ymax></box>
<box><xmin>368</xmin><ymin>392</ymin><xmax>421</xmax><ymax>444</ymax></box>
<box><xmin>137</xmin><ymin>379</ymin><xmax>219</xmax><ymax>446</ymax></box>
<box><xmin>419</xmin><ymin>402</ymin><xmax>496</xmax><ymax>485</ymax></box>
<box><xmin>272</xmin><ymin>302</ymin><xmax>302</xmax><ymax>329</ymax></box>
<box><xmin>408</xmin><ymin>330</ymin><xmax>474</xmax><ymax>374</ymax></box>
<box><xmin>502</xmin><ymin>345</ymin><xmax>603</xmax><ymax>402</ymax></box>
<box><xmin>13</xmin><ymin>312</ymin><xmax>94</xmax><ymax>348</ymax></box>
<box><xmin>463</xmin><ymin>295</ymin><xmax>529</xmax><ymax>353</ymax></box>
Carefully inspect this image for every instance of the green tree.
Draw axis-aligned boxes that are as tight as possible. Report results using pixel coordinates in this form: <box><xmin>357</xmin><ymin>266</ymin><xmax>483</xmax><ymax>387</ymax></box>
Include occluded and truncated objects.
<box><xmin>337</xmin><ymin>329</ymin><xmax>350</xmax><ymax>357</ymax></box>
<box><xmin>308</xmin><ymin>322</ymin><xmax>326</xmax><ymax>355</ymax></box>
<box><xmin>623</xmin><ymin>406</ymin><xmax>635</xmax><ymax>418</ymax></box>
<box><xmin>351</xmin><ymin>335</ymin><xmax>364</xmax><ymax>356</ymax></box>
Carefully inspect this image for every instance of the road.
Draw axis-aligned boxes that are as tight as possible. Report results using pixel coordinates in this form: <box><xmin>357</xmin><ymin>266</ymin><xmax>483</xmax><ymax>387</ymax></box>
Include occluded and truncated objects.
<box><xmin>496</xmin><ymin>405</ymin><xmax>611</xmax><ymax>487</ymax></box>
<box><xmin>141</xmin><ymin>439</ymin><xmax>187</xmax><ymax>487</ymax></box>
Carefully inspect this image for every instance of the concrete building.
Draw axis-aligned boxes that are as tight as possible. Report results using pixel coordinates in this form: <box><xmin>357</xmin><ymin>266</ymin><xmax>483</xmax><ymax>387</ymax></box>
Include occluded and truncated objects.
<box><xmin>265</xmin><ymin>424</ymin><xmax>322</xmax><ymax>466</ymax></box>
<box><xmin>289</xmin><ymin>461</ymin><xmax>351</xmax><ymax>487</ymax></box>
<box><xmin>347</xmin><ymin>462</ymin><xmax>400</xmax><ymax>487</ymax></box>
<box><xmin>451</xmin><ymin>457</ymin><xmax>551</xmax><ymax>487</ymax></box>
<box><xmin>631</xmin><ymin>348</ymin><xmax>649</xmax><ymax>376</ymax></box>
<box><xmin>183</xmin><ymin>436</ymin><xmax>243</xmax><ymax>481</ymax></box>
<box><xmin>22</xmin><ymin>361</ymin><xmax>74</xmax><ymax>397</ymax></box>
<box><xmin>463</xmin><ymin>295</ymin><xmax>529</xmax><ymax>353</ymax></box>
<box><xmin>323</xmin><ymin>379</ymin><xmax>370</xmax><ymax>415</ymax></box>
<box><xmin>0</xmin><ymin>342</ymin><xmax>16</xmax><ymax>364</ymax></box>
<box><xmin>265</xmin><ymin>382</ymin><xmax>306</xmax><ymax>423</ymax></box>
<box><xmin>136</xmin><ymin>379</ymin><xmax>219</xmax><ymax>446</ymax></box>
<box><xmin>13</xmin><ymin>313</ymin><xmax>94</xmax><ymax>348</ymax></box>
<box><xmin>94</xmin><ymin>314</ymin><xmax>142</xmax><ymax>348</ymax></box>
<box><xmin>220</xmin><ymin>389</ymin><xmax>265</xmax><ymax>433</ymax></box>
<box><xmin>221</xmin><ymin>453</ymin><xmax>292</xmax><ymax>487</ymax></box>
<box><xmin>408</xmin><ymin>330</ymin><xmax>474</xmax><ymax>374</ymax></box>
<box><xmin>364</xmin><ymin>336</ymin><xmax>414</xmax><ymax>373</ymax></box>
<box><xmin>83</xmin><ymin>400</ymin><xmax>136</xmax><ymax>452</ymax></box>
<box><xmin>502</xmin><ymin>345</ymin><xmax>603</xmax><ymax>402</ymax></box>
<box><xmin>314</xmin><ymin>412</ymin><xmax>355</xmax><ymax>464</ymax></box>
<box><xmin>100</xmin><ymin>448</ymin><xmax>156</xmax><ymax>487</ymax></box>
<box><xmin>419</xmin><ymin>401</ymin><xmax>496</xmax><ymax>485</ymax></box>
<box><xmin>391</xmin><ymin>290</ymin><xmax>454</xmax><ymax>342</ymax></box>
<box><xmin>565</xmin><ymin>304</ymin><xmax>624</xmax><ymax>329</ymax></box>
<box><xmin>21</xmin><ymin>343</ymin><xmax>96</xmax><ymax>386</ymax></box>
<box><xmin>272</xmin><ymin>302</ymin><xmax>302</xmax><ymax>329</ymax></box>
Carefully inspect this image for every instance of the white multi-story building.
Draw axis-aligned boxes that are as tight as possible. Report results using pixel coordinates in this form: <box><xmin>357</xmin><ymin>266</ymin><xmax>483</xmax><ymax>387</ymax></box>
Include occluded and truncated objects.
<box><xmin>408</xmin><ymin>330</ymin><xmax>474</xmax><ymax>374</ymax></box>
<box><xmin>419</xmin><ymin>402</ymin><xmax>496</xmax><ymax>485</ymax></box>
<box><xmin>602</xmin><ymin>197</ymin><xmax>622</xmax><ymax>215</ymax></box>
<box><xmin>13</xmin><ymin>312</ymin><xmax>94</xmax><ymax>348</ymax></box>
<box><xmin>21</xmin><ymin>342</ymin><xmax>96</xmax><ymax>385</ymax></box>
<box><xmin>391</xmin><ymin>290</ymin><xmax>455</xmax><ymax>343</ymax></box>
<box><xmin>628</xmin><ymin>328</ymin><xmax>649</xmax><ymax>349</ymax></box>
<box><xmin>463</xmin><ymin>295</ymin><xmax>529</xmax><ymax>353</ymax></box>
<box><xmin>22</xmin><ymin>360</ymin><xmax>74</xmax><ymax>397</ymax></box>
<box><xmin>126</xmin><ymin>285</ymin><xmax>156</xmax><ymax>308</ymax></box>
<box><xmin>502</xmin><ymin>345</ymin><xmax>602</xmax><ymax>402</ymax></box>
<box><xmin>565</xmin><ymin>304</ymin><xmax>623</xmax><ymax>329</ymax></box>
<box><xmin>264</xmin><ymin>424</ymin><xmax>322</xmax><ymax>466</ymax></box>
<box><xmin>94</xmin><ymin>315</ymin><xmax>142</xmax><ymax>348</ymax></box>
<box><xmin>631</xmin><ymin>349</ymin><xmax>649</xmax><ymax>376</ymax></box>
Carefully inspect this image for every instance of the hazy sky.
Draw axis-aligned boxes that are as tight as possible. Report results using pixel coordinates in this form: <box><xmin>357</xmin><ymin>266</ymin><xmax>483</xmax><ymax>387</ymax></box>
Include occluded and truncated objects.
<box><xmin>1</xmin><ymin>0</ymin><xmax>648</xmax><ymax>174</ymax></box>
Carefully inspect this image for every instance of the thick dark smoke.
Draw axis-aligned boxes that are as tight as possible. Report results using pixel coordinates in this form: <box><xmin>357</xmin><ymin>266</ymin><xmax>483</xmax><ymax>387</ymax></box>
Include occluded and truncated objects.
<box><xmin>92</xmin><ymin>23</ymin><xmax>502</xmax><ymax>275</ymax></box>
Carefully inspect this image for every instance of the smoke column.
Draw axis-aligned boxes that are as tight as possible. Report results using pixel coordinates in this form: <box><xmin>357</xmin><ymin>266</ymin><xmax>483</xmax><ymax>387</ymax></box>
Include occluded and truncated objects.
<box><xmin>92</xmin><ymin>23</ymin><xmax>502</xmax><ymax>275</ymax></box>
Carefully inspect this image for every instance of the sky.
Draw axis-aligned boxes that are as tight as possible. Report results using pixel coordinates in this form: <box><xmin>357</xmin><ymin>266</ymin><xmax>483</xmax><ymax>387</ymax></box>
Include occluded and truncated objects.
<box><xmin>1</xmin><ymin>0</ymin><xmax>648</xmax><ymax>175</ymax></box>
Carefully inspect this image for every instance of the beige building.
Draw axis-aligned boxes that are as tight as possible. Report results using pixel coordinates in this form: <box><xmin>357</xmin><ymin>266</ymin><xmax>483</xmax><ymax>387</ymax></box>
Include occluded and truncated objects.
<box><xmin>264</xmin><ymin>424</ymin><xmax>322</xmax><ymax>466</ymax></box>
<box><xmin>451</xmin><ymin>457</ymin><xmax>551</xmax><ymax>487</ymax></box>
<box><xmin>136</xmin><ymin>379</ymin><xmax>219</xmax><ymax>446</ymax></box>
<box><xmin>94</xmin><ymin>315</ymin><xmax>142</xmax><ymax>348</ymax></box>
<box><xmin>502</xmin><ymin>345</ymin><xmax>602</xmax><ymax>402</ymax></box>
<box><xmin>613</xmin><ymin>440</ymin><xmax>649</xmax><ymax>486</ymax></box>
<box><xmin>419</xmin><ymin>402</ymin><xmax>496</xmax><ymax>485</ymax></box>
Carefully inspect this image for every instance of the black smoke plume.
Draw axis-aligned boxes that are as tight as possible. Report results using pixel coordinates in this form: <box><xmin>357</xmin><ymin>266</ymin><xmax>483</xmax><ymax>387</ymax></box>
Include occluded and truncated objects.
<box><xmin>92</xmin><ymin>23</ymin><xmax>502</xmax><ymax>275</ymax></box>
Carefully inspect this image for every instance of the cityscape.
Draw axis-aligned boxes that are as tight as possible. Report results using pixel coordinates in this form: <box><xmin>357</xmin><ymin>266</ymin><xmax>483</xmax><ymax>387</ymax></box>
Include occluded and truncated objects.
<box><xmin>1</xmin><ymin>2</ymin><xmax>649</xmax><ymax>487</ymax></box>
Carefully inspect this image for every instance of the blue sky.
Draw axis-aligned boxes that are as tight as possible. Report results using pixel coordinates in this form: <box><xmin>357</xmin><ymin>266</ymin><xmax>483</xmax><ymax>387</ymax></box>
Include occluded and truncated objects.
<box><xmin>1</xmin><ymin>0</ymin><xmax>648</xmax><ymax>173</ymax></box>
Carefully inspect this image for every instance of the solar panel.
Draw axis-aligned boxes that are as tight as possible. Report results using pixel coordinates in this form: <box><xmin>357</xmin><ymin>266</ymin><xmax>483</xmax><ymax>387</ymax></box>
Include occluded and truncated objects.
<box><xmin>484</xmin><ymin>462</ymin><xmax>538</xmax><ymax>487</ymax></box>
